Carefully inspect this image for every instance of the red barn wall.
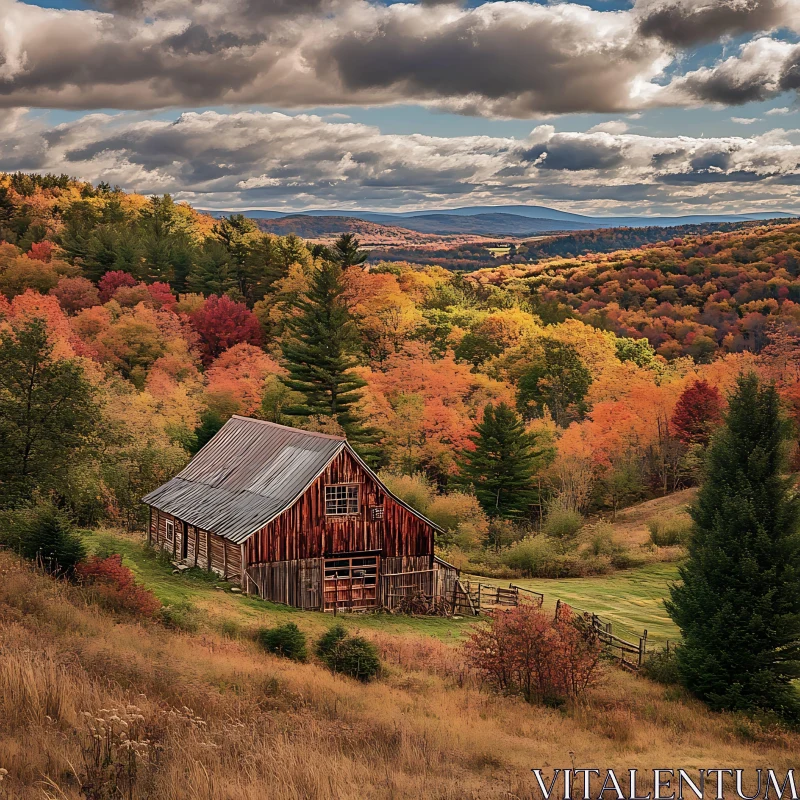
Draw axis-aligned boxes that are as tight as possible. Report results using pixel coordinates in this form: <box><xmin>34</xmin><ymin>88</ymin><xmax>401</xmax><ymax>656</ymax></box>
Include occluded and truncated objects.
<box><xmin>246</xmin><ymin>449</ymin><xmax>435</xmax><ymax>565</ymax></box>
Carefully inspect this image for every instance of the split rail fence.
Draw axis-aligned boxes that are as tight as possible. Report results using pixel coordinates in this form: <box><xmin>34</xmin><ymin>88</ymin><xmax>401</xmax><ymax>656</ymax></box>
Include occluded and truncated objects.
<box><xmin>452</xmin><ymin>579</ymin><xmax>649</xmax><ymax>670</ymax></box>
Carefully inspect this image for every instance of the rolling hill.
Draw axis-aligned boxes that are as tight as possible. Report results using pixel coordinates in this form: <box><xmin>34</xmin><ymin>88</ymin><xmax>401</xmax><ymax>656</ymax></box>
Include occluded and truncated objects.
<box><xmin>206</xmin><ymin>204</ymin><xmax>798</xmax><ymax>237</ymax></box>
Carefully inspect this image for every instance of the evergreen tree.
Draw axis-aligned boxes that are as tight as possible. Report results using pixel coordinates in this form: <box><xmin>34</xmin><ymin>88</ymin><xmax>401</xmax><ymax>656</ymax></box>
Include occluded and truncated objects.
<box><xmin>331</xmin><ymin>233</ymin><xmax>369</xmax><ymax>269</ymax></box>
<box><xmin>59</xmin><ymin>201</ymin><xmax>99</xmax><ymax>263</ymax></box>
<box><xmin>460</xmin><ymin>402</ymin><xmax>545</xmax><ymax>519</ymax></box>
<box><xmin>281</xmin><ymin>260</ymin><xmax>375</xmax><ymax>450</ymax></box>
<box><xmin>187</xmin><ymin>240</ymin><xmax>235</xmax><ymax>296</ymax></box>
<box><xmin>666</xmin><ymin>373</ymin><xmax>800</xmax><ymax>718</ymax></box>
<box><xmin>215</xmin><ymin>214</ymin><xmax>259</xmax><ymax>299</ymax></box>
<box><xmin>0</xmin><ymin>318</ymin><xmax>98</xmax><ymax>506</ymax></box>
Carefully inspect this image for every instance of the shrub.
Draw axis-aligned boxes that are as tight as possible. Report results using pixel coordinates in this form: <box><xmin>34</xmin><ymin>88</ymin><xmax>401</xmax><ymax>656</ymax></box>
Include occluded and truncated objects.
<box><xmin>501</xmin><ymin>536</ymin><xmax>559</xmax><ymax>576</ymax></box>
<box><xmin>544</xmin><ymin>507</ymin><xmax>583</xmax><ymax>541</ymax></box>
<box><xmin>586</xmin><ymin>523</ymin><xmax>616</xmax><ymax>556</ymax></box>
<box><xmin>1</xmin><ymin>501</ymin><xmax>86</xmax><ymax>576</ymax></box>
<box><xmin>648</xmin><ymin>517</ymin><xmax>692</xmax><ymax>547</ymax></box>
<box><xmin>256</xmin><ymin>622</ymin><xmax>308</xmax><ymax>662</ymax></box>
<box><xmin>75</xmin><ymin>554</ymin><xmax>161</xmax><ymax>617</ymax></box>
<box><xmin>463</xmin><ymin>603</ymin><xmax>603</xmax><ymax>705</ymax></box>
<box><xmin>426</xmin><ymin>491</ymin><xmax>489</xmax><ymax>549</ymax></box>
<box><xmin>315</xmin><ymin>623</ymin><xmax>348</xmax><ymax>659</ymax></box>
<box><xmin>316</xmin><ymin>624</ymin><xmax>381</xmax><ymax>682</ymax></box>
<box><xmin>641</xmin><ymin>646</ymin><xmax>681</xmax><ymax>686</ymax></box>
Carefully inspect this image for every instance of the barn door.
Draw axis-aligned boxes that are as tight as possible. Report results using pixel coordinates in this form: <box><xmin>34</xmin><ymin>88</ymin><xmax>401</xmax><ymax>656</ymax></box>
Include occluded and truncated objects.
<box><xmin>323</xmin><ymin>553</ymin><xmax>379</xmax><ymax>612</ymax></box>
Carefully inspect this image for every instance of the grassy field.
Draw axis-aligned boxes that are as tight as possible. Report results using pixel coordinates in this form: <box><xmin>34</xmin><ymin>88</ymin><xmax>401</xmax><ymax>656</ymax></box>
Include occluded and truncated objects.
<box><xmin>2</xmin><ymin>547</ymin><xmax>797</xmax><ymax>800</ymax></box>
<box><xmin>82</xmin><ymin>528</ymin><xmax>475</xmax><ymax>641</ymax></box>
<box><xmin>470</xmin><ymin>564</ymin><xmax>680</xmax><ymax>645</ymax></box>
<box><xmin>84</xmin><ymin>528</ymin><xmax>680</xmax><ymax>650</ymax></box>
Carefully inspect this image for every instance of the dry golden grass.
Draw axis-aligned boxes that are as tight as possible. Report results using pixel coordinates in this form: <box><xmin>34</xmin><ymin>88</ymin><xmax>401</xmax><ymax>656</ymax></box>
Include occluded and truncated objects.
<box><xmin>0</xmin><ymin>551</ymin><xmax>797</xmax><ymax>800</ymax></box>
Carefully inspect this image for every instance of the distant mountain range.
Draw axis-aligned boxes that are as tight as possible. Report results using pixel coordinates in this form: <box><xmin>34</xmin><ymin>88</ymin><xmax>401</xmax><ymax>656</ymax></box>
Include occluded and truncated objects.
<box><xmin>203</xmin><ymin>204</ymin><xmax>798</xmax><ymax>238</ymax></box>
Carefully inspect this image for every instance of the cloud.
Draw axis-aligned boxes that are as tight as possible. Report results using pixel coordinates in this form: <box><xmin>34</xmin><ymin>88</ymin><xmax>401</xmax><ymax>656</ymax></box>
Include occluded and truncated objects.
<box><xmin>732</xmin><ymin>116</ymin><xmax>760</xmax><ymax>123</ymax></box>
<box><xmin>3</xmin><ymin>108</ymin><xmax>800</xmax><ymax>215</ymax></box>
<box><xmin>0</xmin><ymin>0</ymin><xmax>794</xmax><ymax>117</ymax></box>
<box><xmin>766</xmin><ymin>105</ymin><xmax>792</xmax><ymax>113</ymax></box>
<box><xmin>634</xmin><ymin>0</ymin><xmax>796</xmax><ymax>47</ymax></box>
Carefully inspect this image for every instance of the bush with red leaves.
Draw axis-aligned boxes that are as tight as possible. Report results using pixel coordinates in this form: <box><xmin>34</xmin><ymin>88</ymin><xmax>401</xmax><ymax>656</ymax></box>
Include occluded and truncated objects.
<box><xmin>98</xmin><ymin>270</ymin><xmax>137</xmax><ymax>303</ymax></box>
<box><xmin>463</xmin><ymin>602</ymin><xmax>603</xmax><ymax>705</ymax></box>
<box><xmin>189</xmin><ymin>294</ymin><xmax>262</xmax><ymax>364</ymax></box>
<box><xmin>76</xmin><ymin>554</ymin><xmax>161</xmax><ymax>617</ymax></box>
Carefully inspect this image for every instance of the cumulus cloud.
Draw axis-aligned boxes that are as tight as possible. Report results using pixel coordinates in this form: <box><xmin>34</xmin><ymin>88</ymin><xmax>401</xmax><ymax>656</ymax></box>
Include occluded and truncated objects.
<box><xmin>3</xmin><ymin>109</ymin><xmax>800</xmax><ymax>215</ymax></box>
<box><xmin>2</xmin><ymin>0</ymin><xmax>800</xmax><ymax>117</ymax></box>
<box><xmin>634</xmin><ymin>0</ymin><xmax>797</xmax><ymax>47</ymax></box>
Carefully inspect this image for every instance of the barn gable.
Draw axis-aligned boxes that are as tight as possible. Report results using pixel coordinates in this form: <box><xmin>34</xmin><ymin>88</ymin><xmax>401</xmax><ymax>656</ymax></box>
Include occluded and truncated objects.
<box><xmin>142</xmin><ymin>416</ymin><xmax>440</xmax><ymax>545</ymax></box>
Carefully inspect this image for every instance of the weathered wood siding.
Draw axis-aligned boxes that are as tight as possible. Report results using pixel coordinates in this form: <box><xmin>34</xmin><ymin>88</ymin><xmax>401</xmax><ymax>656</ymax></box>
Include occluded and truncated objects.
<box><xmin>148</xmin><ymin>509</ymin><xmax>243</xmax><ymax>584</ymax></box>
<box><xmin>246</xmin><ymin>449</ymin><xmax>435</xmax><ymax>564</ymax></box>
<box><xmin>246</xmin><ymin>558</ymin><xmax>323</xmax><ymax>609</ymax></box>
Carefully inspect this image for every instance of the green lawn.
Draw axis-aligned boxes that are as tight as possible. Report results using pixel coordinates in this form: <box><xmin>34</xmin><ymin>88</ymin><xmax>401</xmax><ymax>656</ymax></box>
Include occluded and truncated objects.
<box><xmin>469</xmin><ymin>563</ymin><xmax>681</xmax><ymax>646</ymax></box>
<box><xmin>81</xmin><ymin>529</ymin><xmax>475</xmax><ymax>641</ymax></box>
<box><xmin>82</xmin><ymin>529</ymin><xmax>680</xmax><ymax>647</ymax></box>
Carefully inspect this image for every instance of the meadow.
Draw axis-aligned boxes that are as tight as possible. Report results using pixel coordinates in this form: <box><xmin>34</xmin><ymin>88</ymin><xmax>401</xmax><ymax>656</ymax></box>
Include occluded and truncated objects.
<box><xmin>1</xmin><ymin>547</ymin><xmax>798</xmax><ymax>800</ymax></box>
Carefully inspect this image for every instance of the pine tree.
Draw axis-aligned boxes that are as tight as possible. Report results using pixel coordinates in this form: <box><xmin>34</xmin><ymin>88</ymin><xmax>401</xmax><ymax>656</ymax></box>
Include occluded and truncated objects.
<box><xmin>331</xmin><ymin>233</ymin><xmax>368</xmax><ymax>270</ymax></box>
<box><xmin>666</xmin><ymin>373</ymin><xmax>800</xmax><ymax>718</ymax></box>
<box><xmin>460</xmin><ymin>402</ymin><xmax>545</xmax><ymax>519</ymax></box>
<box><xmin>0</xmin><ymin>318</ymin><xmax>98</xmax><ymax>506</ymax></box>
<box><xmin>187</xmin><ymin>240</ymin><xmax>235</xmax><ymax>296</ymax></box>
<box><xmin>281</xmin><ymin>261</ymin><xmax>375</xmax><ymax>449</ymax></box>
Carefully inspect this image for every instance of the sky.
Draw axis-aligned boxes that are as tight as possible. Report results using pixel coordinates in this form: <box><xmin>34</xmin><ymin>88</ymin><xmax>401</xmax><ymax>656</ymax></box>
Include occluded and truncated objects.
<box><xmin>4</xmin><ymin>0</ymin><xmax>800</xmax><ymax>214</ymax></box>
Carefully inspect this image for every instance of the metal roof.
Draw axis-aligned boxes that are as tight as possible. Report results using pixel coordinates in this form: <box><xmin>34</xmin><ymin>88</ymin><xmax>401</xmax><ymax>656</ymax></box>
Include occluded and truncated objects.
<box><xmin>142</xmin><ymin>416</ymin><xmax>442</xmax><ymax>544</ymax></box>
<box><xmin>142</xmin><ymin>417</ymin><xmax>346</xmax><ymax>544</ymax></box>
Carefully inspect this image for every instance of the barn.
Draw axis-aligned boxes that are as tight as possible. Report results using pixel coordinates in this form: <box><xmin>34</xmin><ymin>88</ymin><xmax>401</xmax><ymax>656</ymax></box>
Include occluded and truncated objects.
<box><xmin>142</xmin><ymin>416</ymin><xmax>457</xmax><ymax>612</ymax></box>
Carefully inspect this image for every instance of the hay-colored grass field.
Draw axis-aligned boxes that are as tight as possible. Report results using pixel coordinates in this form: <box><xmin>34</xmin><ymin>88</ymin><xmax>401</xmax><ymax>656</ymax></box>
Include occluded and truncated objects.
<box><xmin>1</xmin><ymin>549</ymin><xmax>797</xmax><ymax>800</ymax></box>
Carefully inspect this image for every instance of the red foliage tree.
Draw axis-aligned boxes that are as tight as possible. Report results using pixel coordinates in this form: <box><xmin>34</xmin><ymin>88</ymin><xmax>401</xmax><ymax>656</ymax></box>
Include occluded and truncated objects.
<box><xmin>50</xmin><ymin>276</ymin><xmax>101</xmax><ymax>314</ymax></box>
<box><xmin>189</xmin><ymin>294</ymin><xmax>262</xmax><ymax>364</ymax></box>
<box><xmin>462</xmin><ymin>603</ymin><xmax>603</xmax><ymax>704</ymax></box>
<box><xmin>28</xmin><ymin>240</ymin><xmax>54</xmax><ymax>262</ymax></box>
<box><xmin>145</xmin><ymin>281</ymin><xmax>177</xmax><ymax>310</ymax></box>
<box><xmin>75</xmin><ymin>554</ymin><xmax>161</xmax><ymax>617</ymax></box>
<box><xmin>670</xmin><ymin>379</ymin><xmax>723</xmax><ymax>446</ymax></box>
<box><xmin>98</xmin><ymin>270</ymin><xmax>137</xmax><ymax>303</ymax></box>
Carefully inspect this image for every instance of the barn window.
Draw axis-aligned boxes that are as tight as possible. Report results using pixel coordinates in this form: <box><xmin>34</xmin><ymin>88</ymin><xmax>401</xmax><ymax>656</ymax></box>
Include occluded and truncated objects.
<box><xmin>325</xmin><ymin>484</ymin><xmax>359</xmax><ymax>516</ymax></box>
<box><xmin>165</xmin><ymin>519</ymin><xmax>174</xmax><ymax>543</ymax></box>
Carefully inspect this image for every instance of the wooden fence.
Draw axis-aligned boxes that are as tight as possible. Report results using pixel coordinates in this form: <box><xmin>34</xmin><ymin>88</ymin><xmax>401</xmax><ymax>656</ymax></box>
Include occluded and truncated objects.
<box><xmin>555</xmin><ymin>598</ymin><xmax>649</xmax><ymax>670</ymax></box>
<box><xmin>455</xmin><ymin>580</ymin><xmax>649</xmax><ymax>669</ymax></box>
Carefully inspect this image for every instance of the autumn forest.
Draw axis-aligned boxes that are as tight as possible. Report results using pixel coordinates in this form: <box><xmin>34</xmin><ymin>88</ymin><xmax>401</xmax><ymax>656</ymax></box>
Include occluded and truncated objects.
<box><xmin>1</xmin><ymin>170</ymin><xmax>799</xmax><ymax>580</ymax></box>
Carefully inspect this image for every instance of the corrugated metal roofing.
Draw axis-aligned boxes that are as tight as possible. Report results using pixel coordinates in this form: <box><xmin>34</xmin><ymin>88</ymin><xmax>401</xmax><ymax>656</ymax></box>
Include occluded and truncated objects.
<box><xmin>142</xmin><ymin>416</ymin><xmax>346</xmax><ymax>544</ymax></box>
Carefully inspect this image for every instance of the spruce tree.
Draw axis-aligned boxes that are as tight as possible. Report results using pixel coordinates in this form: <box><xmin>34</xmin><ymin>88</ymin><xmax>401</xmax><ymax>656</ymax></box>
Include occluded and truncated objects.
<box><xmin>187</xmin><ymin>240</ymin><xmax>235</xmax><ymax>296</ymax></box>
<box><xmin>331</xmin><ymin>233</ymin><xmax>368</xmax><ymax>270</ymax></box>
<box><xmin>0</xmin><ymin>318</ymin><xmax>98</xmax><ymax>506</ymax></box>
<box><xmin>666</xmin><ymin>373</ymin><xmax>800</xmax><ymax>718</ymax></box>
<box><xmin>460</xmin><ymin>402</ymin><xmax>545</xmax><ymax>519</ymax></box>
<box><xmin>281</xmin><ymin>260</ymin><xmax>375</xmax><ymax>450</ymax></box>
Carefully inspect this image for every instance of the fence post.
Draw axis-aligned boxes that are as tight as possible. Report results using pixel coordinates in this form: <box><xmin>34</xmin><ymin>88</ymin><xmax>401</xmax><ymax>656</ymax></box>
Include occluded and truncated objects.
<box><xmin>477</xmin><ymin>583</ymin><xmax>481</xmax><ymax>611</ymax></box>
<box><xmin>555</xmin><ymin>598</ymin><xmax>561</xmax><ymax>620</ymax></box>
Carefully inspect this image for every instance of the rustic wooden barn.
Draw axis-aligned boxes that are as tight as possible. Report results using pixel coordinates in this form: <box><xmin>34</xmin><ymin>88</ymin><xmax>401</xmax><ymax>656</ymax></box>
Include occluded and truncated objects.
<box><xmin>143</xmin><ymin>416</ymin><xmax>457</xmax><ymax>613</ymax></box>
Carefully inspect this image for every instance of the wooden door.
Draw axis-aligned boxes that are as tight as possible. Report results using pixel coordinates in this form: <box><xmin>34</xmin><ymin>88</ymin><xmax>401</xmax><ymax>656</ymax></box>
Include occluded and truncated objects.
<box><xmin>323</xmin><ymin>553</ymin><xmax>379</xmax><ymax>612</ymax></box>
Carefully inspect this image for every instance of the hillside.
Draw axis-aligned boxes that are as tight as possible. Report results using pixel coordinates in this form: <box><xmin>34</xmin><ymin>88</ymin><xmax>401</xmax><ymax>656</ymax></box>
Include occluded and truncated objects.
<box><xmin>2</xmin><ymin>545</ymin><xmax>797</xmax><ymax>799</ymax></box>
<box><xmin>468</xmin><ymin>219</ymin><xmax>800</xmax><ymax>360</ymax></box>
<box><xmin>253</xmin><ymin>214</ymin><xmax>516</xmax><ymax>247</ymax></box>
